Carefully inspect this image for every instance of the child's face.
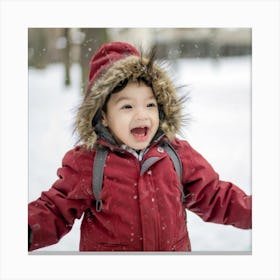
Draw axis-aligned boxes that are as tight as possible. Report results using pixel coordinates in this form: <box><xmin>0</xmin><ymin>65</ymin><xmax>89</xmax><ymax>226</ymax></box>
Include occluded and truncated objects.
<box><xmin>102</xmin><ymin>81</ymin><xmax>160</xmax><ymax>150</ymax></box>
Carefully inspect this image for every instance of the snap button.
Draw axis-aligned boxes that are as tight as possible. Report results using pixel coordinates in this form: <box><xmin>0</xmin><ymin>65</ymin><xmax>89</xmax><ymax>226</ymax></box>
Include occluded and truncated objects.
<box><xmin>157</xmin><ymin>147</ymin><xmax>164</xmax><ymax>153</ymax></box>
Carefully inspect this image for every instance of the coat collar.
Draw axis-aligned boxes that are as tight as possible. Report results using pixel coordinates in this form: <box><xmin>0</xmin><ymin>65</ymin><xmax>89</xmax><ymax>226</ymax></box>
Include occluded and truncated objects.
<box><xmin>95</xmin><ymin>121</ymin><xmax>166</xmax><ymax>160</ymax></box>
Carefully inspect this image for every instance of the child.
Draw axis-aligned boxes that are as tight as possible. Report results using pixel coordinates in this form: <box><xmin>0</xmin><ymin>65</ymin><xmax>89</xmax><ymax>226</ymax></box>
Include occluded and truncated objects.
<box><xmin>28</xmin><ymin>41</ymin><xmax>252</xmax><ymax>252</ymax></box>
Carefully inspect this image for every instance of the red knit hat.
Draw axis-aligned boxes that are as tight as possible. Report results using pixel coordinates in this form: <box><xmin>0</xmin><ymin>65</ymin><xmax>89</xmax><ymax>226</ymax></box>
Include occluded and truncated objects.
<box><xmin>88</xmin><ymin>42</ymin><xmax>140</xmax><ymax>85</ymax></box>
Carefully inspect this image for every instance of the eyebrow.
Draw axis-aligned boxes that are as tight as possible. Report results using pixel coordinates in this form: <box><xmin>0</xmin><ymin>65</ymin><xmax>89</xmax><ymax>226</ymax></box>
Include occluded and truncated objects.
<box><xmin>113</xmin><ymin>96</ymin><xmax>132</xmax><ymax>104</ymax></box>
<box><xmin>114</xmin><ymin>92</ymin><xmax>156</xmax><ymax>104</ymax></box>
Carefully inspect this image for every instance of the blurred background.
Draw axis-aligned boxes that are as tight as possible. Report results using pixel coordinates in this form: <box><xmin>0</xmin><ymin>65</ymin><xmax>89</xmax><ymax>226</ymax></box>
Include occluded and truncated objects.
<box><xmin>28</xmin><ymin>28</ymin><xmax>251</xmax><ymax>91</ymax></box>
<box><xmin>28</xmin><ymin>28</ymin><xmax>251</xmax><ymax>253</ymax></box>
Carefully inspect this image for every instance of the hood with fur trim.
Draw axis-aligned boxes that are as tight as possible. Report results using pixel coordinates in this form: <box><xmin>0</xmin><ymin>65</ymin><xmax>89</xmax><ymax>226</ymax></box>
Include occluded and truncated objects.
<box><xmin>75</xmin><ymin>42</ymin><xmax>183</xmax><ymax>150</ymax></box>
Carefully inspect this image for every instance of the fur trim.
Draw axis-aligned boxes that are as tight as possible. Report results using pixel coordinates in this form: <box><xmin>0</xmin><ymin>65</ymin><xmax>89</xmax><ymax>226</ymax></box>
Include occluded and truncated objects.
<box><xmin>75</xmin><ymin>53</ymin><xmax>183</xmax><ymax>150</ymax></box>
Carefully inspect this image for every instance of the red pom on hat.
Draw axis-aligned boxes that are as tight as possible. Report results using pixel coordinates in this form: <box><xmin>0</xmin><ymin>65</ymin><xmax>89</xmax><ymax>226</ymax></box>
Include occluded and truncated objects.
<box><xmin>88</xmin><ymin>42</ymin><xmax>140</xmax><ymax>84</ymax></box>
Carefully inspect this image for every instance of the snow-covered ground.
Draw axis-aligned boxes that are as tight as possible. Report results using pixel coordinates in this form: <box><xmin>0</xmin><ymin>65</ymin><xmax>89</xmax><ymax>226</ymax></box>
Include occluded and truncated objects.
<box><xmin>28</xmin><ymin>56</ymin><xmax>251</xmax><ymax>252</ymax></box>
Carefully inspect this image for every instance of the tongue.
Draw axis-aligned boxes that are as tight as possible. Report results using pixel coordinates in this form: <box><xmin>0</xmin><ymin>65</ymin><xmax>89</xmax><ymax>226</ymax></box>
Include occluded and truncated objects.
<box><xmin>131</xmin><ymin>127</ymin><xmax>146</xmax><ymax>136</ymax></box>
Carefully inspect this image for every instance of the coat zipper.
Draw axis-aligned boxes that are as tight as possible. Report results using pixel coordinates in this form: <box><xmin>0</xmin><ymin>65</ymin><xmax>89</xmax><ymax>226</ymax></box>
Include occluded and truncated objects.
<box><xmin>139</xmin><ymin>155</ymin><xmax>161</xmax><ymax>251</ymax></box>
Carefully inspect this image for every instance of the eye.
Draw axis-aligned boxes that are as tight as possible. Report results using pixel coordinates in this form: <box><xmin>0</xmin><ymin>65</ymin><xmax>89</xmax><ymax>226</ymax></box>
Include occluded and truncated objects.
<box><xmin>147</xmin><ymin>102</ymin><xmax>157</xmax><ymax>108</ymax></box>
<box><xmin>121</xmin><ymin>104</ymin><xmax>132</xmax><ymax>110</ymax></box>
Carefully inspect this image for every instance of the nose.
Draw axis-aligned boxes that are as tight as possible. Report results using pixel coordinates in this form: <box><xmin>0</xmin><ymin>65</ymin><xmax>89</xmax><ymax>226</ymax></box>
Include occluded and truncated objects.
<box><xmin>134</xmin><ymin>107</ymin><xmax>149</xmax><ymax>121</ymax></box>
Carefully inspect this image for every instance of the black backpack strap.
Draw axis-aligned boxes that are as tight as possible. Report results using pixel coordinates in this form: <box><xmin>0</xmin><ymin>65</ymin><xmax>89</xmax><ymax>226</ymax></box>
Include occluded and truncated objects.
<box><xmin>161</xmin><ymin>141</ymin><xmax>186</xmax><ymax>203</ymax></box>
<box><xmin>92</xmin><ymin>147</ymin><xmax>108</xmax><ymax>212</ymax></box>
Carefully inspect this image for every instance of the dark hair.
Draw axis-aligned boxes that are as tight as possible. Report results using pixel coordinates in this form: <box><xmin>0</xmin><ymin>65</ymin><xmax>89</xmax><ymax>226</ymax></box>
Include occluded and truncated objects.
<box><xmin>102</xmin><ymin>77</ymin><xmax>152</xmax><ymax>113</ymax></box>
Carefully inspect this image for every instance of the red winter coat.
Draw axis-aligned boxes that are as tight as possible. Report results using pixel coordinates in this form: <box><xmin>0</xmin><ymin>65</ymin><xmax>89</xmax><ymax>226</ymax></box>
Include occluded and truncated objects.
<box><xmin>28</xmin><ymin>137</ymin><xmax>252</xmax><ymax>252</ymax></box>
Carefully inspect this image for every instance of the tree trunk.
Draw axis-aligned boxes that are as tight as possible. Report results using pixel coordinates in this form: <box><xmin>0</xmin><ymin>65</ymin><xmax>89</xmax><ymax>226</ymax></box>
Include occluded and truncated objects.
<box><xmin>64</xmin><ymin>28</ymin><xmax>71</xmax><ymax>86</ymax></box>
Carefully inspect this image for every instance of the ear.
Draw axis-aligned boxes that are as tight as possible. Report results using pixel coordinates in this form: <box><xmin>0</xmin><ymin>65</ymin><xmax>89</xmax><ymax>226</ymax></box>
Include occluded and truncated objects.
<box><xmin>101</xmin><ymin>111</ymin><xmax>108</xmax><ymax>127</ymax></box>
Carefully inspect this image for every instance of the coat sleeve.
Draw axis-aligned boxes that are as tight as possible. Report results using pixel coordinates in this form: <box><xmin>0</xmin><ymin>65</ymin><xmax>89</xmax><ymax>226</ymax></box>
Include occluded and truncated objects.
<box><xmin>28</xmin><ymin>147</ymin><xmax>93</xmax><ymax>251</ymax></box>
<box><xmin>174</xmin><ymin>139</ymin><xmax>252</xmax><ymax>229</ymax></box>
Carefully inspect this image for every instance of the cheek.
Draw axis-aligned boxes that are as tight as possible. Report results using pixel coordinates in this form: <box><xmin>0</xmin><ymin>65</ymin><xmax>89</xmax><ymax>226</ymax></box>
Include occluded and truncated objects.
<box><xmin>107</xmin><ymin>114</ymin><xmax>129</xmax><ymax>131</ymax></box>
<box><xmin>106</xmin><ymin>116</ymin><xmax>130</xmax><ymax>144</ymax></box>
<box><xmin>152</xmin><ymin>111</ymin><xmax>160</xmax><ymax>127</ymax></box>
<box><xmin>155</xmin><ymin>112</ymin><xmax>160</xmax><ymax>123</ymax></box>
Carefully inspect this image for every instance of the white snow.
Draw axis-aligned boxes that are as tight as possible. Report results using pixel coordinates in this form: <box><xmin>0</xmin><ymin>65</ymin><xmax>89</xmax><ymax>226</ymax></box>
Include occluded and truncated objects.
<box><xmin>29</xmin><ymin>56</ymin><xmax>252</xmax><ymax>252</ymax></box>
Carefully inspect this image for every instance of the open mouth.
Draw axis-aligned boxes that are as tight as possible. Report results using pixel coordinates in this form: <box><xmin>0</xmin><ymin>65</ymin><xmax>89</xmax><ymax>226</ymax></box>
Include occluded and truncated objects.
<box><xmin>130</xmin><ymin>126</ymin><xmax>149</xmax><ymax>140</ymax></box>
